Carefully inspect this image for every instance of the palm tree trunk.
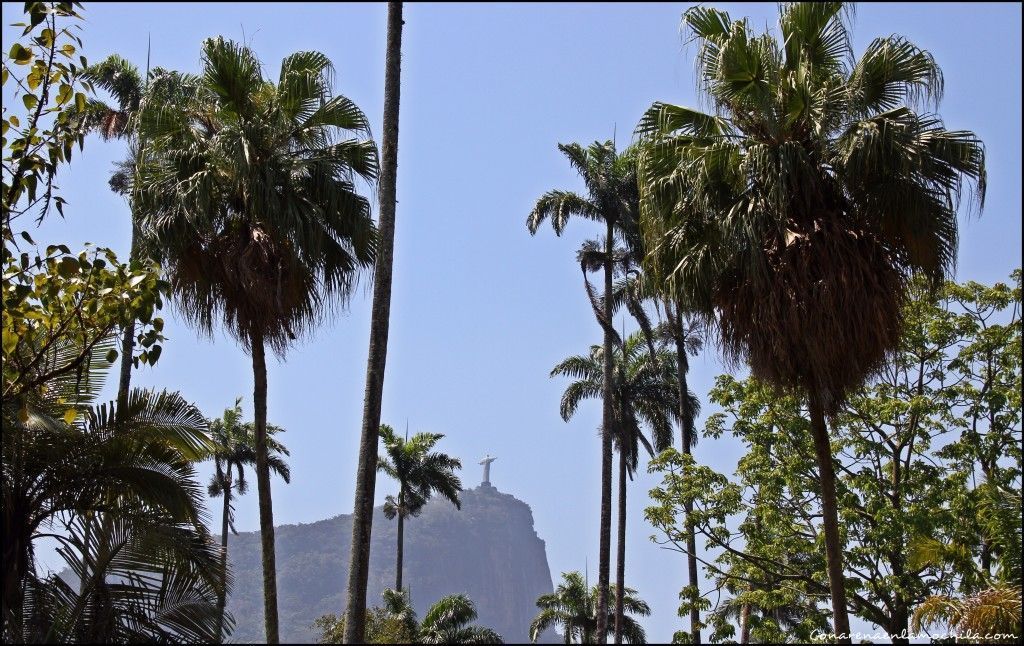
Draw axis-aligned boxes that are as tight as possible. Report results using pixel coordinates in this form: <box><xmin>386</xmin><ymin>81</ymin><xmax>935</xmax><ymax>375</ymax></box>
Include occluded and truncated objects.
<box><xmin>596</xmin><ymin>219</ymin><xmax>614</xmax><ymax>645</ymax></box>
<box><xmin>252</xmin><ymin>332</ymin><xmax>280</xmax><ymax>644</ymax></box>
<box><xmin>888</xmin><ymin>605</ymin><xmax>910</xmax><ymax>646</ymax></box>
<box><xmin>807</xmin><ymin>392</ymin><xmax>851</xmax><ymax>645</ymax></box>
<box><xmin>739</xmin><ymin>603</ymin><xmax>750</xmax><ymax>644</ymax></box>
<box><xmin>116</xmin><ymin>321</ymin><xmax>135</xmax><ymax>409</ymax></box>
<box><xmin>116</xmin><ymin>224</ymin><xmax>138</xmax><ymax>412</ymax></box>
<box><xmin>216</xmin><ymin>481</ymin><xmax>231</xmax><ymax>643</ymax></box>
<box><xmin>614</xmin><ymin>447</ymin><xmax>626</xmax><ymax>644</ymax></box>
<box><xmin>395</xmin><ymin>493</ymin><xmax>405</xmax><ymax>592</ymax></box>
<box><xmin>92</xmin><ymin>252</ymin><xmax>134</xmax><ymax>616</ymax></box>
<box><xmin>344</xmin><ymin>3</ymin><xmax>403</xmax><ymax>642</ymax></box>
<box><xmin>671</xmin><ymin>304</ymin><xmax>701</xmax><ymax>645</ymax></box>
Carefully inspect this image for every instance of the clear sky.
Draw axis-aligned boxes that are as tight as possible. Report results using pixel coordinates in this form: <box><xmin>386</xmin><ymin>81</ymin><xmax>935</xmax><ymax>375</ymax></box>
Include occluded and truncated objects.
<box><xmin>5</xmin><ymin>2</ymin><xmax>1022</xmax><ymax>642</ymax></box>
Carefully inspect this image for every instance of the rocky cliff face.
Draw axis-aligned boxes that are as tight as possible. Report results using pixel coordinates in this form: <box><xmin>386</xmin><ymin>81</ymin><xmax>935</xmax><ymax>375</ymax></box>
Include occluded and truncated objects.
<box><xmin>225</xmin><ymin>483</ymin><xmax>558</xmax><ymax>643</ymax></box>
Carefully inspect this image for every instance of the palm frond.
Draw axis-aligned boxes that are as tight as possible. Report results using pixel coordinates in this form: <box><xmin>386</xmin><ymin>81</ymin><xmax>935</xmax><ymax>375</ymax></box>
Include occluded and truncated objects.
<box><xmin>527</xmin><ymin>190</ymin><xmax>599</xmax><ymax>235</ymax></box>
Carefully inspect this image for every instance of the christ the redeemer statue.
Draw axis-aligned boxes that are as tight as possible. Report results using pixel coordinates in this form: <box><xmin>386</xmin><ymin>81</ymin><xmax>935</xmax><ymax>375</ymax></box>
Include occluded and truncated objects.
<box><xmin>479</xmin><ymin>454</ymin><xmax>497</xmax><ymax>486</ymax></box>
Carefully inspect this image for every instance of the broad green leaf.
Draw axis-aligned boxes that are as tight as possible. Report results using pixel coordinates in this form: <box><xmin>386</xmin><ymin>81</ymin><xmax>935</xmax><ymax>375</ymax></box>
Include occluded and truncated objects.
<box><xmin>56</xmin><ymin>256</ymin><xmax>79</xmax><ymax>277</ymax></box>
<box><xmin>56</xmin><ymin>83</ymin><xmax>72</xmax><ymax>106</ymax></box>
<box><xmin>9</xmin><ymin>42</ymin><xmax>33</xmax><ymax>64</ymax></box>
<box><xmin>1</xmin><ymin>329</ymin><xmax>17</xmax><ymax>354</ymax></box>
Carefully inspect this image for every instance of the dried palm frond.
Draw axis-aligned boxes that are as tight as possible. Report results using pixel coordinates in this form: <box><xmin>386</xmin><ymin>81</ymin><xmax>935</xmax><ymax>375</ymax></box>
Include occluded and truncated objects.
<box><xmin>717</xmin><ymin>215</ymin><xmax>904</xmax><ymax>412</ymax></box>
<box><xmin>912</xmin><ymin>585</ymin><xmax>1022</xmax><ymax>644</ymax></box>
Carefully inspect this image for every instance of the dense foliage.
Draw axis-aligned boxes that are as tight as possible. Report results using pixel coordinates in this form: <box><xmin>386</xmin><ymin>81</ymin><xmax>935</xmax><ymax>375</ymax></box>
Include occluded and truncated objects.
<box><xmin>636</xmin><ymin>3</ymin><xmax>988</xmax><ymax>640</ymax></box>
<box><xmin>531</xmin><ymin>571</ymin><xmax>651</xmax><ymax>644</ymax></box>
<box><xmin>127</xmin><ymin>32</ymin><xmax>379</xmax><ymax>643</ymax></box>
<box><xmin>317</xmin><ymin>589</ymin><xmax>503</xmax><ymax>644</ymax></box>
<box><xmin>3</xmin><ymin>4</ymin><xmax>221</xmax><ymax>643</ymax></box>
<box><xmin>647</xmin><ymin>272</ymin><xmax>1022</xmax><ymax>643</ymax></box>
<box><xmin>2</xmin><ymin>2</ymin><xmax>1019</xmax><ymax>645</ymax></box>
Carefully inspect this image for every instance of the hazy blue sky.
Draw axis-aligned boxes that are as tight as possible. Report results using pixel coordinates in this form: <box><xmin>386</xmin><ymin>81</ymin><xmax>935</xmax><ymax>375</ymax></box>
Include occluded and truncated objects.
<box><xmin>6</xmin><ymin>2</ymin><xmax>1021</xmax><ymax>642</ymax></box>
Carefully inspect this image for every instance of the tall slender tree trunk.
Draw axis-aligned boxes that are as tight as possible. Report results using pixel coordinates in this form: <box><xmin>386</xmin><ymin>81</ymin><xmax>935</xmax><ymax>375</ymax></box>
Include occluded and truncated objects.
<box><xmin>344</xmin><ymin>3</ymin><xmax>403</xmax><ymax>642</ymax></box>
<box><xmin>807</xmin><ymin>392</ymin><xmax>851</xmax><ymax>645</ymax></box>
<box><xmin>216</xmin><ymin>479</ymin><xmax>231</xmax><ymax>643</ymax></box>
<box><xmin>888</xmin><ymin>605</ymin><xmax>910</xmax><ymax>645</ymax></box>
<box><xmin>739</xmin><ymin>603</ymin><xmax>751</xmax><ymax>644</ymax></box>
<box><xmin>614</xmin><ymin>447</ymin><xmax>626</xmax><ymax>644</ymax></box>
<box><xmin>252</xmin><ymin>333</ymin><xmax>279</xmax><ymax>644</ymax></box>
<box><xmin>116</xmin><ymin>224</ymin><xmax>138</xmax><ymax>412</ymax></box>
<box><xmin>596</xmin><ymin>220</ymin><xmax>614</xmax><ymax>644</ymax></box>
<box><xmin>90</xmin><ymin>228</ymin><xmax>136</xmax><ymax>604</ymax></box>
<box><xmin>395</xmin><ymin>492</ymin><xmax>405</xmax><ymax>592</ymax></box>
<box><xmin>670</xmin><ymin>304</ymin><xmax>701</xmax><ymax>644</ymax></box>
<box><xmin>97</xmin><ymin>245</ymin><xmax>135</xmax><ymax>619</ymax></box>
<box><xmin>116</xmin><ymin>321</ymin><xmax>135</xmax><ymax>410</ymax></box>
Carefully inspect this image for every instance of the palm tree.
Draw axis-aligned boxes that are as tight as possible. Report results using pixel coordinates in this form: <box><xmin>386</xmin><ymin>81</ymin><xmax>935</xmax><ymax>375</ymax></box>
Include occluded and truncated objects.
<box><xmin>710</xmin><ymin>583</ymin><xmax>829</xmax><ymax>644</ymax></box>
<box><xmin>531</xmin><ymin>571</ymin><xmax>650</xmax><ymax>644</ymax></box>
<box><xmin>134</xmin><ymin>38</ymin><xmax>378</xmax><ymax>643</ymax></box>
<box><xmin>419</xmin><ymin>594</ymin><xmax>503</xmax><ymax>644</ymax></box>
<box><xmin>81</xmin><ymin>54</ymin><xmax>145</xmax><ymax>410</ymax></box>
<box><xmin>551</xmin><ymin>331</ymin><xmax>677</xmax><ymax>645</ymax></box>
<box><xmin>82</xmin><ymin>56</ymin><xmax>197</xmax><ymax>411</ymax></box>
<box><xmin>377</xmin><ymin>424</ymin><xmax>462</xmax><ymax>592</ymax></box>
<box><xmin>326</xmin><ymin>590</ymin><xmax>500</xmax><ymax>644</ymax></box>
<box><xmin>532</xmin><ymin>571</ymin><xmax>593</xmax><ymax>644</ymax></box>
<box><xmin>912</xmin><ymin>584</ymin><xmax>1022</xmax><ymax>644</ymax></box>
<box><xmin>345</xmin><ymin>3</ymin><xmax>404</xmax><ymax>641</ymax></box>
<box><xmin>529</xmin><ymin>141</ymin><xmax>639</xmax><ymax>643</ymax></box>
<box><xmin>81</xmin><ymin>53</ymin><xmax>148</xmax><ymax>142</ymax></box>
<box><xmin>379</xmin><ymin>587</ymin><xmax>420</xmax><ymax>641</ymax></box>
<box><xmin>2</xmin><ymin>338</ymin><xmax>226</xmax><ymax>643</ymax></box>
<box><xmin>605</xmin><ymin>241</ymin><xmax>705</xmax><ymax>644</ymax></box>
<box><xmin>207</xmin><ymin>398</ymin><xmax>291</xmax><ymax>643</ymax></box>
<box><xmin>636</xmin><ymin>4</ymin><xmax>986</xmax><ymax>640</ymax></box>
<box><xmin>314</xmin><ymin>587</ymin><xmax>418</xmax><ymax>644</ymax></box>
<box><xmin>48</xmin><ymin>405</ymin><xmax>227</xmax><ymax>643</ymax></box>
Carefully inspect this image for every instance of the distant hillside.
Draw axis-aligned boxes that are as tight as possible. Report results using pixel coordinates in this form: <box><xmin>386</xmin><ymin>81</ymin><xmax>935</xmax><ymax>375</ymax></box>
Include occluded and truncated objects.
<box><xmin>225</xmin><ymin>483</ymin><xmax>559</xmax><ymax>643</ymax></box>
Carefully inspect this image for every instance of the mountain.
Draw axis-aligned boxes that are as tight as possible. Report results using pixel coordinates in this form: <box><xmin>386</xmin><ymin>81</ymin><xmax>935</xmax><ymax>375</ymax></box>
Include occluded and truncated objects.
<box><xmin>224</xmin><ymin>482</ymin><xmax>559</xmax><ymax>643</ymax></box>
